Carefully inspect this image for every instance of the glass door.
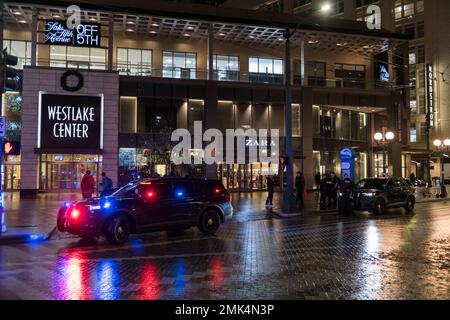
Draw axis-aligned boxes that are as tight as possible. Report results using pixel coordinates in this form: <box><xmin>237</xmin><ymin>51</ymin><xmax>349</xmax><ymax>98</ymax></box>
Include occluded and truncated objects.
<box><xmin>3</xmin><ymin>165</ymin><xmax>21</xmax><ymax>190</ymax></box>
<box><xmin>51</xmin><ymin>163</ymin><xmax>73</xmax><ymax>191</ymax></box>
<box><xmin>74</xmin><ymin>163</ymin><xmax>99</xmax><ymax>192</ymax></box>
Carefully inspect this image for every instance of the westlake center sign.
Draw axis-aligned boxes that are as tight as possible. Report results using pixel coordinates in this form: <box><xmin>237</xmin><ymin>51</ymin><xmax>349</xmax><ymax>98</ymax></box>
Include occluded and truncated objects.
<box><xmin>38</xmin><ymin>93</ymin><xmax>104</xmax><ymax>150</ymax></box>
<box><xmin>45</xmin><ymin>20</ymin><xmax>101</xmax><ymax>47</ymax></box>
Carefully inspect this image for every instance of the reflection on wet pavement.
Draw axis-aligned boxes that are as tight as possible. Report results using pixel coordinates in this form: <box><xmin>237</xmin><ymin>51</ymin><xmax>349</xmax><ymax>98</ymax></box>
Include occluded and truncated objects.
<box><xmin>1</xmin><ymin>200</ymin><xmax>450</xmax><ymax>300</ymax></box>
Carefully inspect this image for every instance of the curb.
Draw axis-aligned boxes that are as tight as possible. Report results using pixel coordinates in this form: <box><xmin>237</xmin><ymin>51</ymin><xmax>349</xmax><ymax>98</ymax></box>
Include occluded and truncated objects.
<box><xmin>0</xmin><ymin>227</ymin><xmax>55</xmax><ymax>246</ymax></box>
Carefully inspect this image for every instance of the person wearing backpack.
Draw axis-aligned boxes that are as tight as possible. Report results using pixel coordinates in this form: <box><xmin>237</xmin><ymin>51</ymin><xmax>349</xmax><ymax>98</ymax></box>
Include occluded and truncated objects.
<box><xmin>100</xmin><ymin>172</ymin><xmax>113</xmax><ymax>197</ymax></box>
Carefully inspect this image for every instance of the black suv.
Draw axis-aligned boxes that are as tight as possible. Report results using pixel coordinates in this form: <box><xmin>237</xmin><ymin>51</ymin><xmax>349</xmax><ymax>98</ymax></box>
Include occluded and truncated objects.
<box><xmin>57</xmin><ymin>178</ymin><xmax>233</xmax><ymax>244</ymax></box>
<box><xmin>353</xmin><ymin>178</ymin><xmax>416</xmax><ymax>215</ymax></box>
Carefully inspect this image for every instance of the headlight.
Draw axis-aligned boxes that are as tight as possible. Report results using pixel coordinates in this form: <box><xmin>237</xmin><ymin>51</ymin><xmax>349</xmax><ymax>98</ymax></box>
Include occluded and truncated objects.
<box><xmin>362</xmin><ymin>192</ymin><xmax>375</xmax><ymax>197</ymax></box>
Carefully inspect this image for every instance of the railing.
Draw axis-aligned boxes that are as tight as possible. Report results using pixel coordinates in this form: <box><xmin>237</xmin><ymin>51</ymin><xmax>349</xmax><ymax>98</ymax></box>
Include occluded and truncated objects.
<box><xmin>24</xmin><ymin>60</ymin><xmax>393</xmax><ymax>90</ymax></box>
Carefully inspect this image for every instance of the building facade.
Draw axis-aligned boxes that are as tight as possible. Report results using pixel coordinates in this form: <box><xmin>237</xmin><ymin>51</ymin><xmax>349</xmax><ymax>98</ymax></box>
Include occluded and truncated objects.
<box><xmin>0</xmin><ymin>0</ymin><xmax>409</xmax><ymax>197</ymax></box>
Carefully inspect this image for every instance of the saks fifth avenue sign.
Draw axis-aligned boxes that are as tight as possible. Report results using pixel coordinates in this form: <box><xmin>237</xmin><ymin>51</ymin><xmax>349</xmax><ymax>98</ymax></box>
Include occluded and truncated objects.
<box><xmin>45</xmin><ymin>20</ymin><xmax>101</xmax><ymax>47</ymax></box>
<box><xmin>38</xmin><ymin>93</ymin><xmax>104</xmax><ymax>150</ymax></box>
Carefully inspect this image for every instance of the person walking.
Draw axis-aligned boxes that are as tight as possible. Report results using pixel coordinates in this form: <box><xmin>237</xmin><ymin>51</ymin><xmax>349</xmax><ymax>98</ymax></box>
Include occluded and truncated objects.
<box><xmin>324</xmin><ymin>173</ymin><xmax>334</xmax><ymax>208</ymax></box>
<box><xmin>265</xmin><ymin>175</ymin><xmax>275</xmax><ymax>208</ymax></box>
<box><xmin>81</xmin><ymin>170</ymin><xmax>96</xmax><ymax>199</ymax></box>
<box><xmin>295</xmin><ymin>171</ymin><xmax>305</xmax><ymax>209</ymax></box>
<box><xmin>100</xmin><ymin>172</ymin><xmax>113</xmax><ymax>197</ymax></box>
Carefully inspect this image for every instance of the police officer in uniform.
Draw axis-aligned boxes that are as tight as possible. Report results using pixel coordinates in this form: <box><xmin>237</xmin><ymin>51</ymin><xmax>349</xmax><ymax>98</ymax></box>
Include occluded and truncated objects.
<box><xmin>338</xmin><ymin>173</ymin><xmax>355</xmax><ymax>215</ymax></box>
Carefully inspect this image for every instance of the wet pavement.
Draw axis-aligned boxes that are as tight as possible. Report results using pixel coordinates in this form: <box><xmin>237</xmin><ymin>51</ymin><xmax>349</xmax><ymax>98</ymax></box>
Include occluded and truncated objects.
<box><xmin>0</xmin><ymin>192</ymin><xmax>450</xmax><ymax>300</ymax></box>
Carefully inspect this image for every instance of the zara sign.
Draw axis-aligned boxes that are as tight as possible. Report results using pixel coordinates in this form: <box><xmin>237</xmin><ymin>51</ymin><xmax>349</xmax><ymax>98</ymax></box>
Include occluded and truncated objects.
<box><xmin>45</xmin><ymin>20</ymin><xmax>101</xmax><ymax>47</ymax></box>
<box><xmin>38</xmin><ymin>93</ymin><xmax>104</xmax><ymax>150</ymax></box>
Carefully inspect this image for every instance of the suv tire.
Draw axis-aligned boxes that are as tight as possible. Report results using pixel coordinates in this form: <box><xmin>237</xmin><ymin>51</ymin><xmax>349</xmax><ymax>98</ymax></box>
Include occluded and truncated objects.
<box><xmin>373</xmin><ymin>199</ymin><xmax>386</xmax><ymax>215</ymax></box>
<box><xmin>105</xmin><ymin>215</ymin><xmax>130</xmax><ymax>244</ymax></box>
<box><xmin>405</xmin><ymin>196</ymin><xmax>415</xmax><ymax>213</ymax></box>
<box><xmin>198</xmin><ymin>209</ymin><xmax>221</xmax><ymax>235</ymax></box>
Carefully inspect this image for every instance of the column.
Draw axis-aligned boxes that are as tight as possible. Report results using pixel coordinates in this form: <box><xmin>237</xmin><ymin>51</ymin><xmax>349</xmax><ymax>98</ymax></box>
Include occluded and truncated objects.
<box><xmin>108</xmin><ymin>14</ymin><xmax>114</xmax><ymax>71</ymax></box>
<box><xmin>204</xmin><ymin>81</ymin><xmax>218</xmax><ymax>179</ymax></box>
<box><xmin>283</xmin><ymin>0</ymin><xmax>294</xmax><ymax>14</ymax></box>
<box><xmin>208</xmin><ymin>24</ymin><xmax>214</xmax><ymax>81</ymax></box>
<box><xmin>302</xmin><ymin>87</ymin><xmax>314</xmax><ymax>190</ymax></box>
<box><xmin>31</xmin><ymin>7</ymin><xmax>38</xmax><ymax>66</ymax></box>
<box><xmin>380</xmin><ymin>0</ymin><xmax>395</xmax><ymax>31</ymax></box>
<box><xmin>344</xmin><ymin>0</ymin><xmax>356</xmax><ymax>20</ymax></box>
<box><xmin>282</xmin><ymin>29</ymin><xmax>296</xmax><ymax>213</ymax></box>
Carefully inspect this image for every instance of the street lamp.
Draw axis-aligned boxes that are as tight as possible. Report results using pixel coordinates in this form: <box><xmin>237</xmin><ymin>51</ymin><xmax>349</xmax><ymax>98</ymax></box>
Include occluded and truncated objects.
<box><xmin>320</xmin><ymin>3</ymin><xmax>332</xmax><ymax>13</ymax></box>
<box><xmin>433</xmin><ymin>138</ymin><xmax>450</xmax><ymax>196</ymax></box>
<box><xmin>374</xmin><ymin>130</ymin><xmax>395</xmax><ymax>176</ymax></box>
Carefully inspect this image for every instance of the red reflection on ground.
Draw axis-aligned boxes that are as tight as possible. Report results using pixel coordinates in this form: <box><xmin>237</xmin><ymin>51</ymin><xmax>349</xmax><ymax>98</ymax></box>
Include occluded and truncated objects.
<box><xmin>56</xmin><ymin>250</ymin><xmax>91</xmax><ymax>300</ymax></box>
<box><xmin>211</xmin><ymin>256</ymin><xmax>224</xmax><ymax>288</ymax></box>
<box><xmin>140</xmin><ymin>263</ymin><xmax>160</xmax><ymax>300</ymax></box>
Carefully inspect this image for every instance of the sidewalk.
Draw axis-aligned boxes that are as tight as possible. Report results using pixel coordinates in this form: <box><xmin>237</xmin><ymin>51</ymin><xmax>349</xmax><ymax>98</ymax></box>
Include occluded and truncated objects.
<box><xmin>0</xmin><ymin>192</ymin><xmax>79</xmax><ymax>245</ymax></box>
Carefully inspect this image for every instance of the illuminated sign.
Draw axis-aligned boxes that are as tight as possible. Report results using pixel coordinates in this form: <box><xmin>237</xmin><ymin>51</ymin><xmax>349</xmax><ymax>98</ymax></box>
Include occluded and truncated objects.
<box><xmin>45</xmin><ymin>20</ymin><xmax>101</xmax><ymax>47</ymax></box>
<box><xmin>38</xmin><ymin>93</ymin><xmax>104</xmax><ymax>150</ymax></box>
<box><xmin>3</xmin><ymin>141</ymin><xmax>21</xmax><ymax>156</ymax></box>
<box><xmin>427</xmin><ymin>64</ymin><xmax>434</xmax><ymax>128</ymax></box>
<box><xmin>340</xmin><ymin>148</ymin><xmax>355</xmax><ymax>181</ymax></box>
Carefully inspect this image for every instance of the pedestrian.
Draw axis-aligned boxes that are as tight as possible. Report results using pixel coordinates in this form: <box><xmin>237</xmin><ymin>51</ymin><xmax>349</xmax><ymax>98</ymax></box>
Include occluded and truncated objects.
<box><xmin>324</xmin><ymin>173</ymin><xmax>334</xmax><ymax>208</ymax></box>
<box><xmin>339</xmin><ymin>173</ymin><xmax>355</xmax><ymax>215</ymax></box>
<box><xmin>295</xmin><ymin>171</ymin><xmax>306</xmax><ymax>209</ymax></box>
<box><xmin>80</xmin><ymin>170</ymin><xmax>96</xmax><ymax>199</ymax></box>
<box><xmin>100</xmin><ymin>172</ymin><xmax>113</xmax><ymax>197</ymax></box>
<box><xmin>265</xmin><ymin>175</ymin><xmax>275</xmax><ymax>208</ymax></box>
<box><xmin>320</xmin><ymin>173</ymin><xmax>328</xmax><ymax>208</ymax></box>
<box><xmin>315</xmin><ymin>172</ymin><xmax>321</xmax><ymax>191</ymax></box>
<box><xmin>331</xmin><ymin>172</ymin><xmax>340</xmax><ymax>209</ymax></box>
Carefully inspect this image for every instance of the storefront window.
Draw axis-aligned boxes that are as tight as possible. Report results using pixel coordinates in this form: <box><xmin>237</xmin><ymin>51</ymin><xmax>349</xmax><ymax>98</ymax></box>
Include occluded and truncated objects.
<box><xmin>188</xmin><ymin>100</ymin><xmax>204</xmax><ymax>133</ymax></box>
<box><xmin>292</xmin><ymin>104</ymin><xmax>301</xmax><ymax>137</ymax></box>
<box><xmin>218</xmin><ymin>101</ymin><xmax>234</xmax><ymax>134</ymax></box>
<box><xmin>120</xmin><ymin>97</ymin><xmax>137</xmax><ymax>133</ymax></box>
<box><xmin>117</xmin><ymin>47</ymin><xmax>152</xmax><ymax>76</ymax></box>
<box><xmin>48</xmin><ymin>45</ymin><xmax>107</xmax><ymax>70</ymax></box>
<box><xmin>163</xmin><ymin>51</ymin><xmax>197</xmax><ymax>79</ymax></box>
<box><xmin>249</xmin><ymin>57</ymin><xmax>284</xmax><ymax>84</ymax></box>
<box><xmin>2</xmin><ymin>92</ymin><xmax>22</xmax><ymax>141</ymax></box>
<box><xmin>213</xmin><ymin>55</ymin><xmax>239</xmax><ymax>81</ymax></box>
<box><xmin>3</xmin><ymin>40</ymin><xmax>32</xmax><ymax>69</ymax></box>
<box><xmin>39</xmin><ymin>154</ymin><xmax>102</xmax><ymax>192</ymax></box>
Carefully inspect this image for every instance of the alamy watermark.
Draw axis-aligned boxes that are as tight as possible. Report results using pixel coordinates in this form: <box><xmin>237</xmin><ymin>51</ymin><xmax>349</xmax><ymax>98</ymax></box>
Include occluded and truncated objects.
<box><xmin>171</xmin><ymin>121</ymin><xmax>280</xmax><ymax>176</ymax></box>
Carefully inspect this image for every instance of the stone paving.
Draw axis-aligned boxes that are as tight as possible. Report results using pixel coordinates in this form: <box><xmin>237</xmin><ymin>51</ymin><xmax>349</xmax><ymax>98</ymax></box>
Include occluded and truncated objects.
<box><xmin>0</xmin><ymin>192</ymin><xmax>449</xmax><ymax>300</ymax></box>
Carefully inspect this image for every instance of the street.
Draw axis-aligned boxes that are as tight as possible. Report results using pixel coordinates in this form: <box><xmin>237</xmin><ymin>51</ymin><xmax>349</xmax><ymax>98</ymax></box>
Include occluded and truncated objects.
<box><xmin>0</xmin><ymin>194</ymin><xmax>449</xmax><ymax>300</ymax></box>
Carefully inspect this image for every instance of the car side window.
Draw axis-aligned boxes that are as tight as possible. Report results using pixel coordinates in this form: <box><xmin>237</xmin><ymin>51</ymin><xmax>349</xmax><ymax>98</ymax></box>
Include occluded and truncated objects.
<box><xmin>173</xmin><ymin>181</ymin><xmax>194</xmax><ymax>198</ymax></box>
<box><xmin>387</xmin><ymin>180</ymin><xmax>395</xmax><ymax>188</ymax></box>
<box><xmin>143</xmin><ymin>183</ymin><xmax>172</xmax><ymax>200</ymax></box>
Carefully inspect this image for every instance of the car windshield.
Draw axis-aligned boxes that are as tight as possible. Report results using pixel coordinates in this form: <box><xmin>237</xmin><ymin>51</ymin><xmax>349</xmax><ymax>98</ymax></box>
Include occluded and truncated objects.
<box><xmin>110</xmin><ymin>182</ymin><xmax>139</xmax><ymax>197</ymax></box>
<box><xmin>357</xmin><ymin>179</ymin><xmax>387</xmax><ymax>190</ymax></box>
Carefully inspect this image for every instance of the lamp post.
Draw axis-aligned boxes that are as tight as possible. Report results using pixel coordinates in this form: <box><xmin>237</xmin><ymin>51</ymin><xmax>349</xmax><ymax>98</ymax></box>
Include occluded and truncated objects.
<box><xmin>374</xmin><ymin>129</ymin><xmax>395</xmax><ymax>176</ymax></box>
<box><xmin>433</xmin><ymin>138</ymin><xmax>450</xmax><ymax>196</ymax></box>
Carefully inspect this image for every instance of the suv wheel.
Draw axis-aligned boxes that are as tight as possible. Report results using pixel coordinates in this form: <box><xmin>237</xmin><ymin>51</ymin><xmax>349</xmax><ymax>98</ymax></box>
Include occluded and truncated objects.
<box><xmin>373</xmin><ymin>199</ymin><xmax>386</xmax><ymax>215</ymax></box>
<box><xmin>105</xmin><ymin>215</ymin><xmax>130</xmax><ymax>244</ymax></box>
<box><xmin>405</xmin><ymin>196</ymin><xmax>415</xmax><ymax>213</ymax></box>
<box><xmin>199</xmin><ymin>210</ymin><xmax>221</xmax><ymax>235</ymax></box>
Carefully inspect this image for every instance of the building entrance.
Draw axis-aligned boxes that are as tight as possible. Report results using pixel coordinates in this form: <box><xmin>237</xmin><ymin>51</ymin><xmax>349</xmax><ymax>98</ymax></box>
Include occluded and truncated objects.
<box><xmin>39</xmin><ymin>154</ymin><xmax>102</xmax><ymax>193</ymax></box>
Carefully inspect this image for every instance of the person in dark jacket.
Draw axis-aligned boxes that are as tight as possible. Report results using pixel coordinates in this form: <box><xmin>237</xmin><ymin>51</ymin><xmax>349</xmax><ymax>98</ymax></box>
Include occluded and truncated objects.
<box><xmin>265</xmin><ymin>175</ymin><xmax>275</xmax><ymax>208</ymax></box>
<box><xmin>324</xmin><ymin>173</ymin><xmax>334</xmax><ymax>208</ymax></box>
<box><xmin>338</xmin><ymin>173</ymin><xmax>355</xmax><ymax>215</ymax></box>
<box><xmin>330</xmin><ymin>172</ymin><xmax>341</xmax><ymax>209</ymax></box>
<box><xmin>319</xmin><ymin>173</ymin><xmax>328</xmax><ymax>208</ymax></box>
<box><xmin>100</xmin><ymin>172</ymin><xmax>113</xmax><ymax>197</ymax></box>
<box><xmin>295</xmin><ymin>171</ymin><xmax>306</xmax><ymax>209</ymax></box>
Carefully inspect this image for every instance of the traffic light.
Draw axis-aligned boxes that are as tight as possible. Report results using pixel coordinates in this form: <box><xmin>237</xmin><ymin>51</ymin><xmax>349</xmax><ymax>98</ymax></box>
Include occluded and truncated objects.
<box><xmin>3</xmin><ymin>141</ymin><xmax>21</xmax><ymax>156</ymax></box>
<box><xmin>0</xmin><ymin>48</ymin><xmax>22</xmax><ymax>93</ymax></box>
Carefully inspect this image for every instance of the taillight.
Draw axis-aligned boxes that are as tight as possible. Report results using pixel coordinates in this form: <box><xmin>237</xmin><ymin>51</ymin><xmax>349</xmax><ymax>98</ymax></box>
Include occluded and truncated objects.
<box><xmin>227</xmin><ymin>194</ymin><xmax>232</xmax><ymax>202</ymax></box>
<box><xmin>70</xmin><ymin>208</ymin><xmax>81</xmax><ymax>220</ymax></box>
